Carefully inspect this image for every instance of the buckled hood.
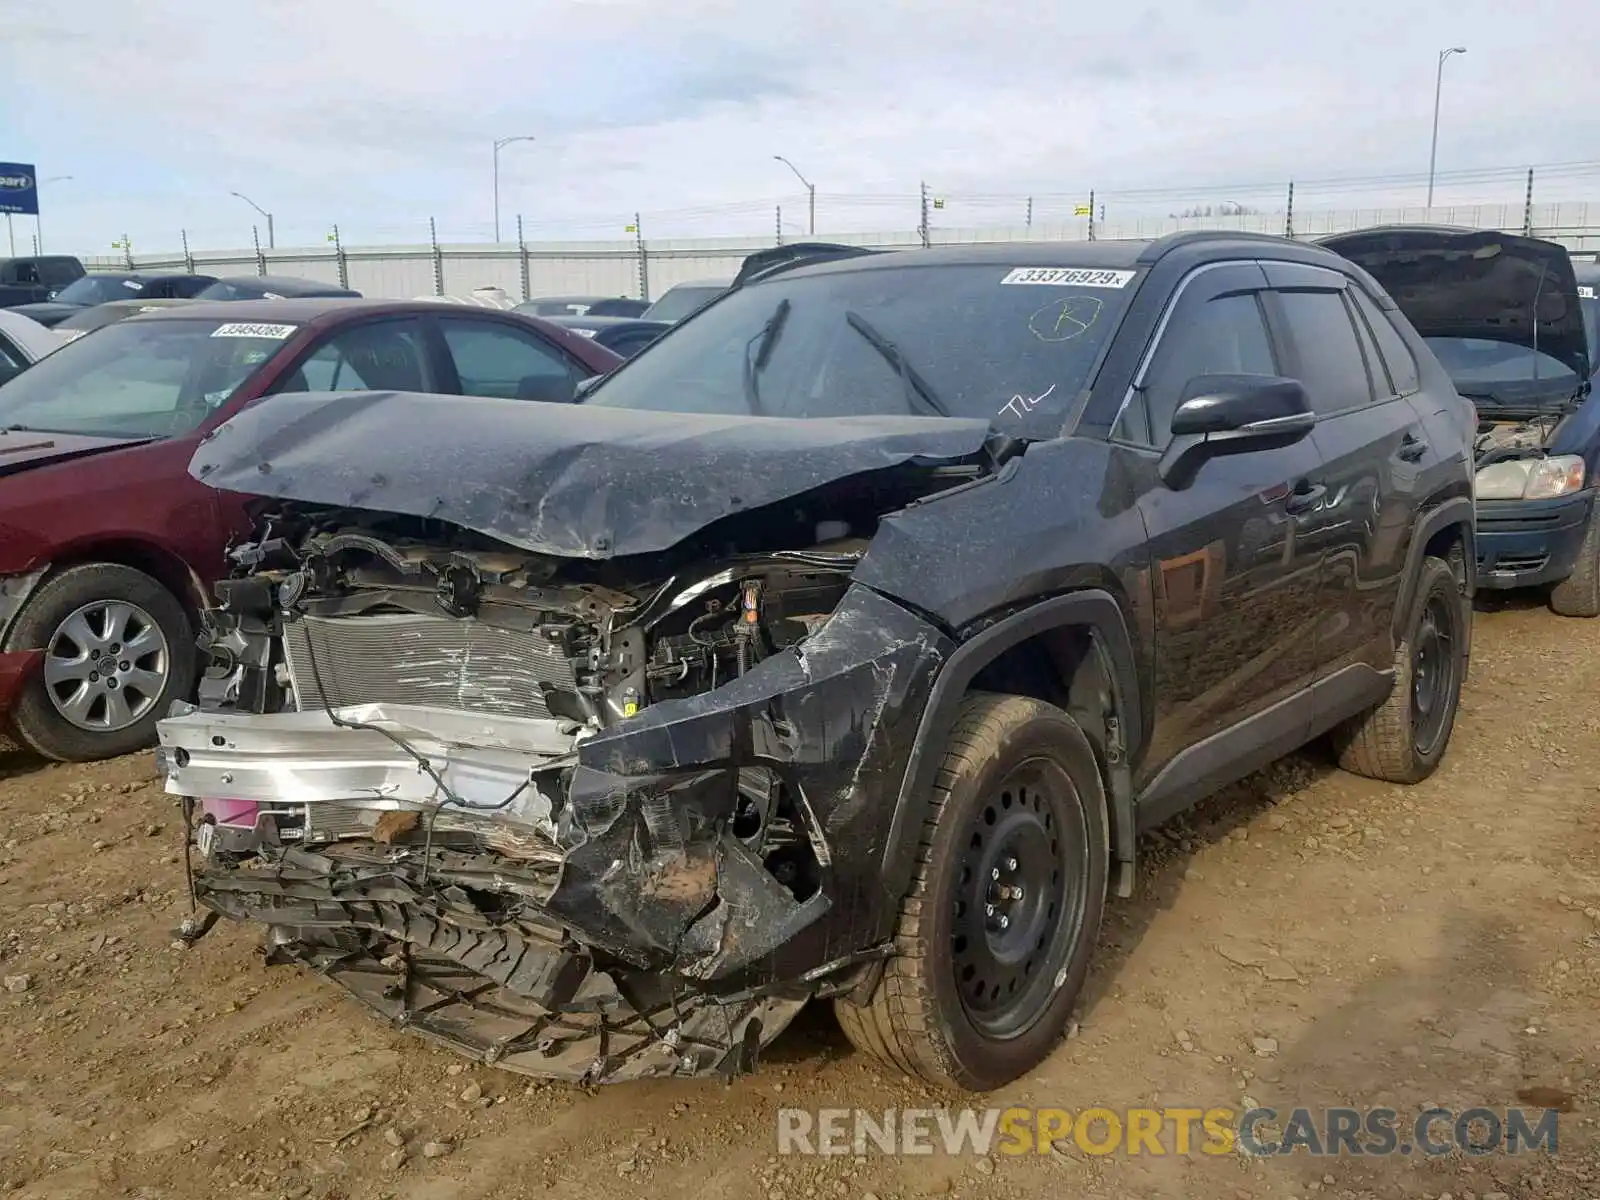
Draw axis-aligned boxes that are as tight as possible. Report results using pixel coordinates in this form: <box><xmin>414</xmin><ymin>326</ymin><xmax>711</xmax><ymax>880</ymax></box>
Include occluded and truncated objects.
<box><xmin>187</xmin><ymin>389</ymin><xmax>998</xmax><ymax>559</ymax></box>
<box><xmin>1321</xmin><ymin>226</ymin><xmax>1590</xmax><ymax>382</ymax></box>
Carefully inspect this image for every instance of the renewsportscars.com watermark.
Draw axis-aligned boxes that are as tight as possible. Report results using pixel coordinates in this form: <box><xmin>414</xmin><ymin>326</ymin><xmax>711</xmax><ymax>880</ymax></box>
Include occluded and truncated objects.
<box><xmin>776</xmin><ymin>1106</ymin><xmax>1561</xmax><ymax>1158</ymax></box>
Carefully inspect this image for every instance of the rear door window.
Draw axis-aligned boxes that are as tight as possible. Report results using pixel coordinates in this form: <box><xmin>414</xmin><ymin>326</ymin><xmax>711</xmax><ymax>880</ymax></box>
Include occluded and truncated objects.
<box><xmin>40</xmin><ymin>259</ymin><xmax>81</xmax><ymax>287</ymax></box>
<box><xmin>1349</xmin><ymin>288</ymin><xmax>1420</xmax><ymax>395</ymax></box>
<box><xmin>437</xmin><ymin>318</ymin><xmax>580</xmax><ymax>403</ymax></box>
<box><xmin>1271</xmin><ymin>289</ymin><xmax>1373</xmax><ymax>416</ymax></box>
<box><xmin>276</xmin><ymin>319</ymin><xmax>431</xmax><ymax>393</ymax></box>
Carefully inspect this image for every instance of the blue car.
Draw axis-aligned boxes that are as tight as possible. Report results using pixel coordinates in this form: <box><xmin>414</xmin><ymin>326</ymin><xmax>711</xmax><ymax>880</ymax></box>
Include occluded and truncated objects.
<box><xmin>1326</xmin><ymin>228</ymin><xmax>1598</xmax><ymax>616</ymax></box>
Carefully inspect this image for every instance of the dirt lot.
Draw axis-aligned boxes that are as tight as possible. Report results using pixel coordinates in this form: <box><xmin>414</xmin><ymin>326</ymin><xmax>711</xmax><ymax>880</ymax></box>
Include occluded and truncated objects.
<box><xmin>0</xmin><ymin>598</ymin><xmax>1595</xmax><ymax>1200</ymax></box>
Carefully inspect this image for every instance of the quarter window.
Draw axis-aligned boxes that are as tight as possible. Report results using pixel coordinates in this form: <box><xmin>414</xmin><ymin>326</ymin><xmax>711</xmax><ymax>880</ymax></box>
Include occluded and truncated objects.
<box><xmin>1274</xmin><ymin>290</ymin><xmax>1372</xmax><ymax>416</ymax></box>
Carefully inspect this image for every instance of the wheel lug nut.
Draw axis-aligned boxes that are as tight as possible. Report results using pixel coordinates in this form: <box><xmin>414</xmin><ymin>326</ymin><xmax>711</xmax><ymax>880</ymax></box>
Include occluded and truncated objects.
<box><xmin>985</xmin><ymin>903</ymin><xmax>995</xmax><ymax>916</ymax></box>
<box><xmin>998</xmin><ymin>916</ymin><xmax>1010</xmax><ymax>929</ymax></box>
<box><xmin>1012</xmin><ymin>886</ymin><xmax>1024</xmax><ymax>900</ymax></box>
<box><xmin>990</xmin><ymin>867</ymin><xmax>1000</xmax><ymax>881</ymax></box>
<box><xmin>1005</xmin><ymin>857</ymin><xmax>1018</xmax><ymax>871</ymax></box>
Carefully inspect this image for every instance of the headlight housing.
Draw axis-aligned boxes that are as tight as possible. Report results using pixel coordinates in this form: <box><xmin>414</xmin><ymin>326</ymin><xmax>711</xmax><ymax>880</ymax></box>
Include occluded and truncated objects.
<box><xmin>1474</xmin><ymin>454</ymin><xmax>1586</xmax><ymax>501</ymax></box>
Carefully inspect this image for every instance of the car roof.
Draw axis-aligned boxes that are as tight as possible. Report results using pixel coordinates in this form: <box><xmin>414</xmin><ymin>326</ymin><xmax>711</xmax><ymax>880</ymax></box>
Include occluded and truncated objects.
<box><xmin>127</xmin><ymin>297</ymin><xmax>480</xmax><ymax>323</ymax></box>
<box><xmin>116</xmin><ymin>297</ymin><xmax>621</xmax><ymax>364</ymax></box>
<box><xmin>751</xmin><ymin>233</ymin><xmax>1360</xmax><ymax>284</ymax></box>
<box><xmin>0</xmin><ymin>308</ymin><xmax>68</xmax><ymax>361</ymax></box>
<box><xmin>524</xmin><ymin>294</ymin><xmax>625</xmax><ymax>303</ymax></box>
<box><xmin>211</xmin><ymin>274</ymin><xmax>352</xmax><ymax>291</ymax></box>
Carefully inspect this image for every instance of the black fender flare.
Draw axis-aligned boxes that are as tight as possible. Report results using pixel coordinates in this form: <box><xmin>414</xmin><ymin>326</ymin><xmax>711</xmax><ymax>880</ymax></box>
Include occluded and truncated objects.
<box><xmin>878</xmin><ymin>589</ymin><xmax>1143</xmax><ymax>915</ymax></box>
<box><xmin>1394</xmin><ymin>496</ymin><xmax>1476</xmax><ymax>643</ymax></box>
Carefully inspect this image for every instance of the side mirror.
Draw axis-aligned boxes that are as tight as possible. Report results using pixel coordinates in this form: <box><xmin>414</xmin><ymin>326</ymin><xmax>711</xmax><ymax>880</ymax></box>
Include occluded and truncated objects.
<box><xmin>1159</xmin><ymin>374</ymin><xmax>1315</xmax><ymax>487</ymax></box>
<box><xmin>573</xmin><ymin>373</ymin><xmax>604</xmax><ymax>400</ymax></box>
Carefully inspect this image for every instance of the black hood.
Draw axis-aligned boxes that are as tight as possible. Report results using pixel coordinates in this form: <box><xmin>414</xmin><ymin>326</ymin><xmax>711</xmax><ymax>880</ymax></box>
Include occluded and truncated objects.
<box><xmin>188</xmin><ymin>390</ymin><xmax>998</xmax><ymax>559</ymax></box>
<box><xmin>1320</xmin><ymin>226</ymin><xmax>1590</xmax><ymax>382</ymax></box>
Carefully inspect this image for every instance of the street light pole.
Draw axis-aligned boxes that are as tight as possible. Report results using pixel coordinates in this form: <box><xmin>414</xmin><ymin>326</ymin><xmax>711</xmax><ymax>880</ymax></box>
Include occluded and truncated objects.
<box><xmin>1426</xmin><ymin>46</ymin><xmax>1468</xmax><ymax>212</ymax></box>
<box><xmin>493</xmin><ymin>136</ymin><xmax>536</xmax><ymax>243</ymax></box>
<box><xmin>230</xmin><ymin>191</ymin><xmax>275</xmax><ymax>248</ymax></box>
<box><xmin>773</xmin><ymin>155</ymin><xmax>816</xmax><ymax>236</ymax></box>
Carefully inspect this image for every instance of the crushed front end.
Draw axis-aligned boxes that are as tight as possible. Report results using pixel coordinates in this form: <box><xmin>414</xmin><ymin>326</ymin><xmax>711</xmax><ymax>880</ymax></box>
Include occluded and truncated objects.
<box><xmin>158</xmin><ymin>506</ymin><xmax>952</xmax><ymax>1083</ymax></box>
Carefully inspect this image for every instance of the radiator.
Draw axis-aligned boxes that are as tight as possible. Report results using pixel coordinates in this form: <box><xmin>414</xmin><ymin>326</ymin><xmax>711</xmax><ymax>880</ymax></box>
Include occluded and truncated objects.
<box><xmin>283</xmin><ymin>613</ymin><xmax>577</xmax><ymax>721</ymax></box>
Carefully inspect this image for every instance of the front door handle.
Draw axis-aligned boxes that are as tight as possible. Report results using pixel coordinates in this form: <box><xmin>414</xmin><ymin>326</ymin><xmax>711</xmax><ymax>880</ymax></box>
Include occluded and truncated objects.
<box><xmin>1397</xmin><ymin>433</ymin><xmax>1427</xmax><ymax>462</ymax></box>
<box><xmin>1284</xmin><ymin>481</ymin><xmax>1326</xmax><ymax>514</ymax></box>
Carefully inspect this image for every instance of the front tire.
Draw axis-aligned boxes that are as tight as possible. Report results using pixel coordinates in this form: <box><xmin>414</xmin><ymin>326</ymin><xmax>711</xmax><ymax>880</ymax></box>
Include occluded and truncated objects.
<box><xmin>4</xmin><ymin>564</ymin><xmax>195</xmax><ymax>762</ymax></box>
<box><xmin>834</xmin><ymin>693</ymin><xmax>1108</xmax><ymax>1091</ymax></box>
<box><xmin>1333</xmin><ymin>554</ymin><xmax>1467</xmax><ymax>783</ymax></box>
<box><xmin>1549</xmin><ymin>506</ymin><xmax>1600</xmax><ymax>617</ymax></box>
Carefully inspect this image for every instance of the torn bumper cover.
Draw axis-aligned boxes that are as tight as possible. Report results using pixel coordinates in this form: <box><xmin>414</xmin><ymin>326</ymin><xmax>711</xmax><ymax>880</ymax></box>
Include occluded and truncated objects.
<box><xmin>158</xmin><ymin>585</ymin><xmax>950</xmax><ymax>1083</ymax></box>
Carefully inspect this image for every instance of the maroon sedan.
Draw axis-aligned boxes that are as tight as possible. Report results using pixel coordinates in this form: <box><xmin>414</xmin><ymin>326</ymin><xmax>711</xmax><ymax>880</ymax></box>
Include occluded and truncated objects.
<box><xmin>0</xmin><ymin>298</ymin><xmax>622</xmax><ymax>761</ymax></box>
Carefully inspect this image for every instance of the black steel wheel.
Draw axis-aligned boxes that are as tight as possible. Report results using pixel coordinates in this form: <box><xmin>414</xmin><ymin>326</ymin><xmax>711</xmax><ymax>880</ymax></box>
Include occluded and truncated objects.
<box><xmin>951</xmin><ymin>758</ymin><xmax>1089</xmax><ymax>1041</ymax></box>
<box><xmin>834</xmin><ymin>692</ymin><xmax>1108</xmax><ymax>1091</ymax></box>
<box><xmin>1409</xmin><ymin>588</ymin><xmax>1458</xmax><ymax>760</ymax></box>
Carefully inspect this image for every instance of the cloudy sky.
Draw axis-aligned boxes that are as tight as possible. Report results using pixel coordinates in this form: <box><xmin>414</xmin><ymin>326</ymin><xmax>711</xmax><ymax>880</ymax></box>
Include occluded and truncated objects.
<box><xmin>2</xmin><ymin>0</ymin><xmax>1597</xmax><ymax>255</ymax></box>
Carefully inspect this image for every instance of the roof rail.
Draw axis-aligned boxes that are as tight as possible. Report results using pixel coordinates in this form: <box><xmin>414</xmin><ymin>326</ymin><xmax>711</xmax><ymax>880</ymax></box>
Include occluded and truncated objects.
<box><xmin>1135</xmin><ymin>229</ymin><xmax>1301</xmax><ymax>264</ymax></box>
<box><xmin>733</xmin><ymin>242</ymin><xmax>884</xmax><ymax>288</ymax></box>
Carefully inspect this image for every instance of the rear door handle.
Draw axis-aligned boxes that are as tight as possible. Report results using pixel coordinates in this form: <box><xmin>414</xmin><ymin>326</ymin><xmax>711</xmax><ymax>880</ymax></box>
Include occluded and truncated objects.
<box><xmin>1284</xmin><ymin>481</ymin><xmax>1326</xmax><ymax>514</ymax></box>
<box><xmin>1397</xmin><ymin>433</ymin><xmax>1427</xmax><ymax>462</ymax></box>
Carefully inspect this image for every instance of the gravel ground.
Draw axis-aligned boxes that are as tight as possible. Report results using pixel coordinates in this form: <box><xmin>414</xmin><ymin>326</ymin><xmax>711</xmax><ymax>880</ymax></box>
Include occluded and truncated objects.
<box><xmin>0</xmin><ymin>596</ymin><xmax>1594</xmax><ymax>1200</ymax></box>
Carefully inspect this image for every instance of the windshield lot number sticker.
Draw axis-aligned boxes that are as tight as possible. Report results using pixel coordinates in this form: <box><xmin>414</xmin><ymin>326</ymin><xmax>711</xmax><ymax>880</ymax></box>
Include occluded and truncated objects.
<box><xmin>210</xmin><ymin>323</ymin><xmax>298</xmax><ymax>339</ymax></box>
<box><xmin>1001</xmin><ymin>267</ymin><xmax>1134</xmax><ymax>288</ymax></box>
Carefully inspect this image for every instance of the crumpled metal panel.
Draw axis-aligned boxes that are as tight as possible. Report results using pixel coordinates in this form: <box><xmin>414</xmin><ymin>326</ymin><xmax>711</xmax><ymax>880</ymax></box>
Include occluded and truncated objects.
<box><xmin>187</xmin><ymin>389</ymin><xmax>996</xmax><ymax>559</ymax></box>
<box><xmin>548</xmin><ymin>584</ymin><xmax>952</xmax><ymax>981</ymax></box>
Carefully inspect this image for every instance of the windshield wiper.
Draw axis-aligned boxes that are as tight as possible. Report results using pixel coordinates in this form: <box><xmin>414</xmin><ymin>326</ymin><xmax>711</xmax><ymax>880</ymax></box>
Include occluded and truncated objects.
<box><xmin>843</xmin><ymin>310</ymin><xmax>951</xmax><ymax>417</ymax></box>
<box><xmin>741</xmin><ymin>297</ymin><xmax>791</xmax><ymax>415</ymax></box>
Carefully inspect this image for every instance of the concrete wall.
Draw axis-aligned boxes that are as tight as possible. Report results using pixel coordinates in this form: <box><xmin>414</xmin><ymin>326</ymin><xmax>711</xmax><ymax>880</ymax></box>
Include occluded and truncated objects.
<box><xmin>83</xmin><ymin>201</ymin><xmax>1600</xmax><ymax>301</ymax></box>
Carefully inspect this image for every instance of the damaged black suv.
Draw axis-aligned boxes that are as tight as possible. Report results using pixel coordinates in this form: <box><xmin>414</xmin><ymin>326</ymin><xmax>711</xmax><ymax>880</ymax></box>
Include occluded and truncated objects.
<box><xmin>157</xmin><ymin>231</ymin><xmax>1478</xmax><ymax>1093</ymax></box>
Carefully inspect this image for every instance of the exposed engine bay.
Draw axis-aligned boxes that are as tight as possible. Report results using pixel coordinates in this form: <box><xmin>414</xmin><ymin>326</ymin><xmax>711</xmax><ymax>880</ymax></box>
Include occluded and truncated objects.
<box><xmin>157</xmin><ymin>464</ymin><xmax>967</xmax><ymax>1083</ymax></box>
<box><xmin>1473</xmin><ymin>412</ymin><xmax>1565</xmax><ymax>465</ymax></box>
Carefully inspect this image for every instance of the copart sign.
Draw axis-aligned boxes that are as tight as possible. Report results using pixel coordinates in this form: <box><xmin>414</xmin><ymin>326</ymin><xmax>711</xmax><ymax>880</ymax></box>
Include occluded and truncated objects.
<box><xmin>0</xmin><ymin>163</ymin><xmax>39</xmax><ymax>216</ymax></box>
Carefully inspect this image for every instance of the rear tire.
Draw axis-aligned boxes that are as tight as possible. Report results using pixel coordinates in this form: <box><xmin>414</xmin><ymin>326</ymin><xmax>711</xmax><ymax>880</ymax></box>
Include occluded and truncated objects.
<box><xmin>1549</xmin><ymin>507</ymin><xmax>1600</xmax><ymax>617</ymax></box>
<box><xmin>834</xmin><ymin>693</ymin><xmax>1108</xmax><ymax>1091</ymax></box>
<box><xmin>1333</xmin><ymin>555</ymin><xmax>1466</xmax><ymax>783</ymax></box>
<box><xmin>4</xmin><ymin>564</ymin><xmax>195</xmax><ymax>762</ymax></box>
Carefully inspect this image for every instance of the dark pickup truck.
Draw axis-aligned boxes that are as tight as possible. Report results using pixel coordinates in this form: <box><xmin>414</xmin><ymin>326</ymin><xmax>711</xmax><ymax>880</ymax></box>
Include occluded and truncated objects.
<box><xmin>0</xmin><ymin>256</ymin><xmax>87</xmax><ymax>308</ymax></box>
